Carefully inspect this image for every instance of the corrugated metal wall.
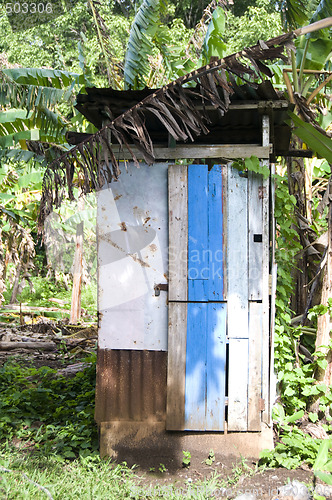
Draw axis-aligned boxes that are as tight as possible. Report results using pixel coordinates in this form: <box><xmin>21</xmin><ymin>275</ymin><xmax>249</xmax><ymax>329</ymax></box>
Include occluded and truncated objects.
<box><xmin>95</xmin><ymin>349</ymin><xmax>167</xmax><ymax>423</ymax></box>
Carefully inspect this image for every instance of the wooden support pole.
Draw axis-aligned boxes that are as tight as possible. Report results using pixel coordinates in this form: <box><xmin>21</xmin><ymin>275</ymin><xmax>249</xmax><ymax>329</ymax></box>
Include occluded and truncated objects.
<box><xmin>315</xmin><ymin>182</ymin><xmax>332</xmax><ymax>389</ymax></box>
<box><xmin>70</xmin><ymin>219</ymin><xmax>84</xmax><ymax>324</ymax></box>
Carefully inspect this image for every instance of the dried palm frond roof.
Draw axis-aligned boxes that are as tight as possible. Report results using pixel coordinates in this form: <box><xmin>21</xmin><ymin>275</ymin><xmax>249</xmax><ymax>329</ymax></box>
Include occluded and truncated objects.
<box><xmin>39</xmin><ymin>31</ymin><xmax>298</xmax><ymax>229</ymax></box>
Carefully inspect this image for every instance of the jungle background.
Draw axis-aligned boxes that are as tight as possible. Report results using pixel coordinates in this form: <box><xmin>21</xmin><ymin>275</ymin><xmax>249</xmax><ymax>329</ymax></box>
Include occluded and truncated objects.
<box><xmin>0</xmin><ymin>0</ymin><xmax>332</xmax><ymax>498</ymax></box>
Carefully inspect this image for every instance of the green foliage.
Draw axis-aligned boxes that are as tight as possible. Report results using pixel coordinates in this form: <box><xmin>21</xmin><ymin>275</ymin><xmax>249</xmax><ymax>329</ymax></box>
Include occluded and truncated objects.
<box><xmin>0</xmin><ymin>451</ymin><xmax>140</xmax><ymax>499</ymax></box>
<box><xmin>182</xmin><ymin>450</ymin><xmax>191</xmax><ymax>467</ymax></box>
<box><xmin>199</xmin><ymin>7</ymin><xmax>226</xmax><ymax>66</ymax></box>
<box><xmin>2</xmin><ymin>276</ymin><xmax>97</xmax><ymax>317</ymax></box>
<box><xmin>0</xmin><ymin>355</ymin><xmax>98</xmax><ymax>458</ymax></box>
<box><xmin>223</xmin><ymin>0</ymin><xmax>282</xmax><ymax>55</ymax></box>
<box><xmin>279</xmin><ymin>0</ymin><xmax>309</xmax><ymax>29</ymax></box>
<box><xmin>260</xmin><ymin>172</ymin><xmax>332</xmax><ymax>473</ymax></box>
<box><xmin>203</xmin><ymin>449</ymin><xmax>215</xmax><ymax>466</ymax></box>
<box><xmin>288</xmin><ymin>112</ymin><xmax>332</xmax><ymax>164</ymax></box>
<box><xmin>123</xmin><ymin>0</ymin><xmax>168</xmax><ymax>89</ymax></box>
<box><xmin>232</xmin><ymin>156</ymin><xmax>270</xmax><ymax>179</ymax></box>
<box><xmin>260</xmin><ymin>428</ymin><xmax>322</xmax><ymax>469</ymax></box>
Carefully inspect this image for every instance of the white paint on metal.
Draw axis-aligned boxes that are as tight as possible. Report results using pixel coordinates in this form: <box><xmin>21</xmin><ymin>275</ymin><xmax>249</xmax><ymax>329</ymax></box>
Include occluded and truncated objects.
<box><xmin>97</xmin><ymin>162</ymin><xmax>169</xmax><ymax>351</ymax></box>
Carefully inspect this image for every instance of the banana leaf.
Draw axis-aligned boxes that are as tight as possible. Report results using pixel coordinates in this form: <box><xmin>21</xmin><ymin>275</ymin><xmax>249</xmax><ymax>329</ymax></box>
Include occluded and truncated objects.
<box><xmin>288</xmin><ymin>111</ymin><xmax>332</xmax><ymax>164</ymax></box>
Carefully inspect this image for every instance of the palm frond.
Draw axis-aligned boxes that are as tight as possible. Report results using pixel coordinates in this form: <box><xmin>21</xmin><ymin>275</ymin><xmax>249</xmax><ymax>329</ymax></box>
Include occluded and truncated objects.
<box><xmin>39</xmin><ymin>31</ymin><xmax>296</xmax><ymax>230</ymax></box>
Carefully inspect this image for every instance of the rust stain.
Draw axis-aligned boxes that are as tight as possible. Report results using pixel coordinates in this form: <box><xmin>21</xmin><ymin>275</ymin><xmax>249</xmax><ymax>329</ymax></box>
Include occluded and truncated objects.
<box><xmin>149</xmin><ymin>244</ymin><xmax>157</xmax><ymax>253</ymax></box>
<box><xmin>129</xmin><ymin>253</ymin><xmax>150</xmax><ymax>268</ymax></box>
<box><xmin>104</xmin><ymin>236</ymin><xmax>125</xmax><ymax>253</ymax></box>
<box><xmin>119</xmin><ymin>221</ymin><xmax>127</xmax><ymax>231</ymax></box>
<box><xmin>163</xmin><ymin>273</ymin><xmax>169</xmax><ymax>282</ymax></box>
<box><xmin>258</xmin><ymin>186</ymin><xmax>267</xmax><ymax>199</ymax></box>
<box><xmin>114</xmin><ymin>194</ymin><xmax>122</xmax><ymax>201</ymax></box>
<box><xmin>143</xmin><ymin>216</ymin><xmax>151</xmax><ymax>225</ymax></box>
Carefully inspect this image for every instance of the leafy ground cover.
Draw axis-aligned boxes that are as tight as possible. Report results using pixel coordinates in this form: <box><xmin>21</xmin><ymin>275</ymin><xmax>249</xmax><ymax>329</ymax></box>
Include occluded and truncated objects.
<box><xmin>0</xmin><ymin>351</ymin><xmax>330</xmax><ymax>500</ymax></box>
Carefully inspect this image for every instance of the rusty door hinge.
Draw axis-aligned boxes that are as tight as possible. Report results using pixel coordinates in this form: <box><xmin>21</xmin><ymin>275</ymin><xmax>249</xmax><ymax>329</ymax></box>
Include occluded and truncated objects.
<box><xmin>154</xmin><ymin>283</ymin><xmax>168</xmax><ymax>296</ymax></box>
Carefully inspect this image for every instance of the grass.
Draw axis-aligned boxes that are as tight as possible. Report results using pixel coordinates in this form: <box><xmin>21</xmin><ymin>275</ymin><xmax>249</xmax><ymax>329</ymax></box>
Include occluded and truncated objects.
<box><xmin>0</xmin><ymin>451</ymin><xmax>139</xmax><ymax>499</ymax></box>
<box><xmin>0</xmin><ymin>450</ymin><xmax>250</xmax><ymax>500</ymax></box>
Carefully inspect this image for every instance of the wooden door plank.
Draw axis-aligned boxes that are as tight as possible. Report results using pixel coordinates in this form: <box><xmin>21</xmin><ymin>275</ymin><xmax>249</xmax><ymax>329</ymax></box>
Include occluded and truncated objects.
<box><xmin>206</xmin><ymin>302</ymin><xmax>226</xmax><ymax>430</ymax></box>
<box><xmin>228</xmin><ymin>338</ymin><xmax>249</xmax><ymax>431</ymax></box>
<box><xmin>184</xmin><ymin>302</ymin><xmax>207</xmax><ymax>430</ymax></box>
<box><xmin>270</xmin><ymin>163</ymin><xmax>277</xmax><ymax>423</ymax></box>
<box><xmin>188</xmin><ymin>165</ymin><xmax>209</xmax><ymax>302</ymax></box>
<box><xmin>248</xmin><ymin>171</ymin><xmax>263</xmax><ymax>300</ymax></box>
<box><xmin>166</xmin><ymin>302</ymin><xmax>187</xmax><ymax>430</ymax></box>
<box><xmin>168</xmin><ymin>165</ymin><xmax>188</xmax><ymax>302</ymax></box>
<box><xmin>208</xmin><ymin>165</ymin><xmax>225</xmax><ymax>301</ymax></box>
<box><xmin>261</xmin><ymin>169</ymin><xmax>270</xmax><ymax>424</ymax></box>
<box><xmin>248</xmin><ymin>302</ymin><xmax>263</xmax><ymax>431</ymax></box>
<box><xmin>227</xmin><ymin>165</ymin><xmax>249</xmax><ymax>338</ymax></box>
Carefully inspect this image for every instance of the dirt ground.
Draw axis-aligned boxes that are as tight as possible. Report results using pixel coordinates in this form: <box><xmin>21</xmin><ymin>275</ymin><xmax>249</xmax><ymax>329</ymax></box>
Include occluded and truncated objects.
<box><xmin>1</xmin><ymin>321</ymin><xmax>331</xmax><ymax>499</ymax></box>
<box><xmin>134</xmin><ymin>459</ymin><xmax>316</xmax><ymax>499</ymax></box>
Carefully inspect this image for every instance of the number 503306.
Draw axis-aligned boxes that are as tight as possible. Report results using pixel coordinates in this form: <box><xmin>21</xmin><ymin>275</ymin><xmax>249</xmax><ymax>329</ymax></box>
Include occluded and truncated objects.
<box><xmin>6</xmin><ymin>2</ymin><xmax>53</xmax><ymax>14</ymax></box>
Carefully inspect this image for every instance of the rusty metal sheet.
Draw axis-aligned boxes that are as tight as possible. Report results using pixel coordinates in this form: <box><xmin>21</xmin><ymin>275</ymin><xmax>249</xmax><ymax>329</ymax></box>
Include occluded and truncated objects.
<box><xmin>95</xmin><ymin>348</ymin><xmax>167</xmax><ymax>423</ymax></box>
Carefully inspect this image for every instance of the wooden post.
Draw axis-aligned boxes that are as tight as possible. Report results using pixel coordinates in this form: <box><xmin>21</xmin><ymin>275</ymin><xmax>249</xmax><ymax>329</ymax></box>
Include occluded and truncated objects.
<box><xmin>70</xmin><ymin>216</ymin><xmax>84</xmax><ymax>324</ymax></box>
<box><xmin>314</xmin><ymin>183</ymin><xmax>332</xmax><ymax>389</ymax></box>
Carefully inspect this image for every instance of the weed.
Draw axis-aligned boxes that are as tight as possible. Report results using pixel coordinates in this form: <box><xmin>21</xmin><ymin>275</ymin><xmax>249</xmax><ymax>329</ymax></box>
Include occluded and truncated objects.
<box><xmin>203</xmin><ymin>449</ymin><xmax>215</xmax><ymax>466</ymax></box>
<box><xmin>182</xmin><ymin>450</ymin><xmax>191</xmax><ymax>468</ymax></box>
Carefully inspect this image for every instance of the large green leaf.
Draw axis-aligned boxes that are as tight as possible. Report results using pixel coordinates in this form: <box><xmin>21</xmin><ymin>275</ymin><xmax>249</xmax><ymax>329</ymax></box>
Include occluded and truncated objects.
<box><xmin>279</xmin><ymin>0</ymin><xmax>309</xmax><ymax>29</ymax></box>
<box><xmin>288</xmin><ymin>111</ymin><xmax>332</xmax><ymax>164</ymax></box>
<box><xmin>0</xmin><ymin>67</ymin><xmax>84</xmax><ymax>112</ymax></box>
<box><xmin>0</xmin><ymin>148</ymin><xmax>45</xmax><ymax>165</ymax></box>
<box><xmin>123</xmin><ymin>0</ymin><xmax>167</xmax><ymax>89</ymax></box>
<box><xmin>2</xmin><ymin>68</ymin><xmax>84</xmax><ymax>88</ymax></box>
<box><xmin>313</xmin><ymin>440</ymin><xmax>332</xmax><ymax>471</ymax></box>
<box><xmin>199</xmin><ymin>7</ymin><xmax>226</xmax><ymax>66</ymax></box>
<box><xmin>308</xmin><ymin>0</ymin><xmax>332</xmax><ymax>39</ymax></box>
<box><xmin>296</xmin><ymin>38</ymin><xmax>332</xmax><ymax>70</ymax></box>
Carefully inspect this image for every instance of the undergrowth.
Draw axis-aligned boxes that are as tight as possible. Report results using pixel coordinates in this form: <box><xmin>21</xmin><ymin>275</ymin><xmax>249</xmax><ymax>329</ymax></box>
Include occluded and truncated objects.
<box><xmin>259</xmin><ymin>173</ymin><xmax>332</xmax><ymax>479</ymax></box>
<box><xmin>0</xmin><ymin>354</ymin><xmax>98</xmax><ymax>459</ymax></box>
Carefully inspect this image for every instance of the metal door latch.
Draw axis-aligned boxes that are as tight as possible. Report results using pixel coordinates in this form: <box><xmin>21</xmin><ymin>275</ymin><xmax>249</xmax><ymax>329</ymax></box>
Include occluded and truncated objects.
<box><xmin>154</xmin><ymin>283</ymin><xmax>168</xmax><ymax>296</ymax></box>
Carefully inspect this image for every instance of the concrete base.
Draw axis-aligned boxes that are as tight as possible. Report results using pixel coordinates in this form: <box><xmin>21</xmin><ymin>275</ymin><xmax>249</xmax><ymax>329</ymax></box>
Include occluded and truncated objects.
<box><xmin>99</xmin><ymin>421</ymin><xmax>274</xmax><ymax>467</ymax></box>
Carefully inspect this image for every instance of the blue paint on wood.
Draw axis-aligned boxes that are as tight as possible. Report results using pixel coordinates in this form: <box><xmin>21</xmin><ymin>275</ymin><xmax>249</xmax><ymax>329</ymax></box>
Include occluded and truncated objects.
<box><xmin>188</xmin><ymin>280</ymin><xmax>209</xmax><ymax>302</ymax></box>
<box><xmin>208</xmin><ymin>165</ymin><xmax>224</xmax><ymax>301</ymax></box>
<box><xmin>184</xmin><ymin>302</ymin><xmax>207</xmax><ymax>430</ymax></box>
<box><xmin>206</xmin><ymin>302</ymin><xmax>226</xmax><ymax>430</ymax></box>
<box><xmin>184</xmin><ymin>164</ymin><xmax>227</xmax><ymax>431</ymax></box>
<box><xmin>188</xmin><ymin>165</ymin><xmax>209</xmax><ymax>302</ymax></box>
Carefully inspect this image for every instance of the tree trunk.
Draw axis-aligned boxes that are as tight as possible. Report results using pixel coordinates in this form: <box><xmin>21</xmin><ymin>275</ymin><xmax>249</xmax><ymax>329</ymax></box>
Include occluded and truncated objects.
<box><xmin>9</xmin><ymin>262</ymin><xmax>21</xmax><ymax>304</ymax></box>
<box><xmin>70</xmin><ymin>220</ymin><xmax>84</xmax><ymax>324</ymax></box>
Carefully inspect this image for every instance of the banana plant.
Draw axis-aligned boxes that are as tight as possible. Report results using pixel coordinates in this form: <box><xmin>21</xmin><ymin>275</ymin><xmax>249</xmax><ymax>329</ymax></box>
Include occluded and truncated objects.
<box><xmin>123</xmin><ymin>0</ymin><xmax>227</xmax><ymax>89</ymax></box>
<box><xmin>123</xmin><ymin>0</ymin><xmax>168</xmax><ymax>89</ymax></box>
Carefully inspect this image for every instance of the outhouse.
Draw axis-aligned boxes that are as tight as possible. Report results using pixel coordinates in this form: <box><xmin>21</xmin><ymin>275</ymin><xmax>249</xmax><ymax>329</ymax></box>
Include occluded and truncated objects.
<box><xmin>71</xmin><ymin>79</ymin><xmax>293</xmax><ymax>462</ymax></box>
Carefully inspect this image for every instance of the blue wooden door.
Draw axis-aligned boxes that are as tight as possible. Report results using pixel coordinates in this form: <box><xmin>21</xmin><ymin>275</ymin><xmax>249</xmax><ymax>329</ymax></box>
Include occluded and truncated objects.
<box><xmin>167</xmin><ymin>163</ymin><xmax>269</xmax><ymax>432</ymax></box>
<box><xmin>167</xmin><ymin>164</ymin><xmax>227</xmax><ymax>431</ymax></box>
